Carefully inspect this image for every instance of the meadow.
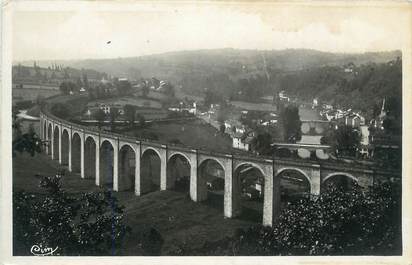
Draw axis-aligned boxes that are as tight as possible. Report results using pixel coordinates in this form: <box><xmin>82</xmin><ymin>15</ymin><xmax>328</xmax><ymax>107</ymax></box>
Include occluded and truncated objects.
<box><xmin>12</xmin><ymin>87</ymin><xmax>60</xmax><ymax>103</ymax></box>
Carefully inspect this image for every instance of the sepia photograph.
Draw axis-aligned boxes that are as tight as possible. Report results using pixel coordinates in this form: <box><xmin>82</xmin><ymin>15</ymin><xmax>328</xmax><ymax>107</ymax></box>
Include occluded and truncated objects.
<box><xmin>1</xmin><ymin>0</ymin><xmax>411</xmax><ymax>263</ymax></box>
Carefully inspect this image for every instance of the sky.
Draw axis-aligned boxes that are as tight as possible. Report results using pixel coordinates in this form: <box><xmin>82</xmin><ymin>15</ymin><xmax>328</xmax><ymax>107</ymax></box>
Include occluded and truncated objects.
<box><xmin>11</xmin><ymin>2</ymin><xmax>410</xmax><ymax>61</ymax></box>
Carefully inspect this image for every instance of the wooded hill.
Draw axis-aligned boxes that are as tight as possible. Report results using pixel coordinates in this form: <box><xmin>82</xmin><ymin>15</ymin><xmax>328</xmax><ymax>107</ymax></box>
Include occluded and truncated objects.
<box><xmin>18</xmin><ymin>49</ymin><xmax>401</xmax><ymax>114</ymax></box>
<box><xmin>20</xmin><ymin>48</ymin><xmax>399</xmax><ymax>91</ymax></box>
<box><xmin>280</xmin><ymin>57</ymin><xmax>402</xmax><ymax>118</ymax></box>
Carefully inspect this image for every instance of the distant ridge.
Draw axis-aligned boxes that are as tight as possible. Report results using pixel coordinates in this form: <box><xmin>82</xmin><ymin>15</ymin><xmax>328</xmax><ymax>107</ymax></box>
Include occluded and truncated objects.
<box><xmin>16</xmin><ymin>48</ymin><xmax>401</xmax><ymax>77</ymax></box>
<box><xmin>15</xmin><ymin>49</ymin><xmax>401</xmax><ymax>99</ymax></box>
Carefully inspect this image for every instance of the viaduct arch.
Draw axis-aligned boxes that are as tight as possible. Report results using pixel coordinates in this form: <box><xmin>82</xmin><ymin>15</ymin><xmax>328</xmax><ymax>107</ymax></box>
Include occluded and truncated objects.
<box><xmin>39</xmin><ymin>107</ymin><xmax>399</xmax><ymax>227</ymax></box>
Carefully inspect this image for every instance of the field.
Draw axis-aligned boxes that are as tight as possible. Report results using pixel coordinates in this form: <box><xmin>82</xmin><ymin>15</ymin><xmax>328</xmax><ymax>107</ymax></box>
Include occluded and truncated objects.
<box><xmin>121</xmin><ymin>119</ymin><xmax>234</xmax><ymax>153</ymax></box>
<box><xmin>88</xmin><ymin>96</ymin><xmax>162</xmax><ymax>109</ymax></box>
<box><xmin>230</xmin><ymin>100</ymin><xmax>277</xmax><ymax>112</ymax></box>
<box><xmin>299</xmin><ymin>105</ymin><xmax>321</xmax><ymax>120</ymax></box>
<box><xmin>12</xmin><ymin>87</ymin><xmax>60</xmax><ymax>103</ymax></box>
<box><xmin>13</xmin><ymin>83</ymin><xmax>59</xmax><ymax>90</ymax></box>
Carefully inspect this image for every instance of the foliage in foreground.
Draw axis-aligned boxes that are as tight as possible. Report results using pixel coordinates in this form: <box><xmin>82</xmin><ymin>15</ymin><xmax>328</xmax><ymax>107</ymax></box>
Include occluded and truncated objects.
<box><xmin>12</xmin><ymin>122</ymin><xmax>42</xmax><ymax>157</ymax></box>
<box><xmin>13</xmin><ymin>174</ymin><xmax>131</xmax><ymax>255</ymax></box>
<box><xmin>172</xmin><ymin>181</ymin><xmax>401</xmax><ymax>256</ymax></box>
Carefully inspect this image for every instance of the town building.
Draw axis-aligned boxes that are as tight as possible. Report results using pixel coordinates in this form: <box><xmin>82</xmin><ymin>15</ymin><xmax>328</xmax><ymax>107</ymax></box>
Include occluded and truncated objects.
<box><xmin>224</xmin><ymin>119</ymin><xmax>245</xmax><ymax>134</ymax></box>
<box><xmin>85</xmin><ymin>102</ymin><xmax>124</xmax><ymax>116</ymax></box>
<box><xmin>358</xmin><ymin>125</ymin><xmax>370</xmax><ymax>157</ymax></box>
<box><xmin>259</xmin><ymin>112</ymin><xmax>278</xmax><ymax>126</ymax></box>
<box><xmin>278</xmin><ymin>90</ymin><xmax>290</xmax><ymax>102</ymax></box>
<box><xmin>345</xmin><ymin>113</ymin><xmax>366</xmax><ymax>128</ymax></box>
<box><xmin>343</xmin><ymin>62</ymin><xmax>355</xmax><ymax>73</ymax></box>
<box><xmin>232</xmin><ymin>132</ymin><xmax>253</xmax><ymax>151</ymax></box>
<box><xmin>168</xmin><ymin>100</ymin><xmax>197</xmax><ymax>115</ymax></box>
<box><xmin>312</xmin><ymin>98</ymin><xmax>319</xmax><ymax>109</ymax></box>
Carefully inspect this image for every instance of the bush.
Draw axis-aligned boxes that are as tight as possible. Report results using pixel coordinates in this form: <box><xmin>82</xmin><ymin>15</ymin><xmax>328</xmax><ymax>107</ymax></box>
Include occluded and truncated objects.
<box><xmin>13</xmin><ymin>174</ymin><xmax>131</xmax><ymax>255</ymax></box>
<box><xmin>174</xmin><ymin>181</ymin><xmax>401</xmax><ymax>256</ymax></box>
<box><xmin>232</xmin><ymin>181</ymin><xmax>402</xmax><ymax>256</ymax></box>
<box><xmin>12</xmin><ymin>123</ymin><xmax>42</xmax><ymax>157</ymax></box>
<box><xmin>15</xmin><ymin>100</ymin><xmax>35</xmax><ymax>110</ymax></box>
<box><xmin>135</xmin><ymin>228</ymin><xmax>164</xmax><ymax>255</ymax></box>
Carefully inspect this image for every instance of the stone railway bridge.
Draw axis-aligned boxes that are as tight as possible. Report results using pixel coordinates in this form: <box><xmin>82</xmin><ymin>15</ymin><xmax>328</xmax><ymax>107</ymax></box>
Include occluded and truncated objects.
<box><xmin>39</xmin><ymin>108</ymin><xmax>399</xmax><ymax>227</ymax></box>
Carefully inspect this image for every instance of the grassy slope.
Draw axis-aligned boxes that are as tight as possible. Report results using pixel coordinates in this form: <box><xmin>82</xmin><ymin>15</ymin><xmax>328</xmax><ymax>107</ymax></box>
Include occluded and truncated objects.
<box><xmin>121</xmin><ymin>120</ymin><xmax>234</xmax><ymax>153</ymax></box>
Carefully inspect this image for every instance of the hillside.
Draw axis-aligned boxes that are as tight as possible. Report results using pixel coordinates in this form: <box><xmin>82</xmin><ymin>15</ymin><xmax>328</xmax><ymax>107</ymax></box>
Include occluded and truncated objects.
<box><xmin>18</xmin><ymin>49</ymin><xmax>401</xmax><ymax>98</ymax></box>
<box><xmin>279</xmin><ymin>57</ymin><xmax>402</xmax><ymax>118</ymax></box>
<box><xmin>12</xmin><ymin>64</ymin><xmax>108</xmax><ymax>86</ymax></box>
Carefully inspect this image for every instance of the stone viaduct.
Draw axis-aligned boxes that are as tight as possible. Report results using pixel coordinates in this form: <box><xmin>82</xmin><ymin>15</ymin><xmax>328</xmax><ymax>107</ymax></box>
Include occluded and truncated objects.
<box><xmin>39</xmin><ymin>109</ymin><xmax>399</xmax><ymax>227</ymax></box>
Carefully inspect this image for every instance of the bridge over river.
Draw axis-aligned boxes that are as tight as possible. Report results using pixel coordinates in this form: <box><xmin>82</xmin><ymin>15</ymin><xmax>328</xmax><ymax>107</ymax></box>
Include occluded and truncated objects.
<box><xmin>39</xmin><ymin>104</ymin><xmax>399</xmax><ymax>227</ymax></box>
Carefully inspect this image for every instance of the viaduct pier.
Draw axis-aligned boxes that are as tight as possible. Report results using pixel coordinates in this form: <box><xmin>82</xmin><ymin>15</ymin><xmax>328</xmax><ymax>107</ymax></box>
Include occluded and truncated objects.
<box><xmin>39</xmin><ymin>107</ymin><xmax>399</xmax><ymax>227</ymax></box>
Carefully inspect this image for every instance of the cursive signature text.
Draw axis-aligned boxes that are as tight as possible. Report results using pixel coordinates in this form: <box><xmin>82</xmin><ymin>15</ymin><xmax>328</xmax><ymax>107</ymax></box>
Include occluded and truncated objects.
<box><xmin>30</xmin><ymin>244</ymin><xmax>59</xmax><ymax>256</ymax></box>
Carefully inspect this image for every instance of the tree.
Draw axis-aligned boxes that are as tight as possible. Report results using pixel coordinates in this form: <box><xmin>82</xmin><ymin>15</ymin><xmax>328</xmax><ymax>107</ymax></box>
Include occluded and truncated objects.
<box><xmin>124</xmin><ymin>105</ymin><xmax>137</xmax><ymax>127</ymax></box>
<box><xmin>381</xmin><ymin>96</ymin><xmax>402</xmax><ymax>135</ymax></box>
<box><xmin>12</xmin><ymin>121</ymin><xmax>42</xmax><ymax>157</ymax></box>
<box><xmin>13</xmin><ymin>174</ymin><xmax>131</xmax><ymax>255</ymax></box>
<box><xmin>216</xmin><ymin>106</ymin><xmax>228</xmax><ymax>124</ymax></box>
<box><xmin>35</xmin><ymin>94</ymin><xmax>46</xmax><ymax>106</ymax></box>
<box><xmin>82</xmin><ymin>73</ymin><xmax>89</xmax><ymax>89</ymax></box>
<box><xmin>229</xmin><ymin>181</ymin><xmax>401</xmax><ymax>256</ymax></box>
<box><xmin>219</xmin><ymin>123</ymin><xmax>226</xmax><ymax>134</ymax></box>
<box><xmin>59</xmin><ymin>82</ymin><xmax>70</xmax><ymax>95</ymax></box>
<box><xmin>137</xmin><ymin>114</ymin><xmax>146</xmax><ymax>128</ymax></box>
<box><xmin>239</xmin><ymin>110</ymin><xmax>261</xmax><ymax>129</ymax></box>
<box><xmin>203</xmin><ymin>88</ymin><xmax>222</xmax><ymax>108</ymax></box>
<box><xmin>76</xmin><ymin>77</ymin><xmax>83</xmax><ymax>88</ymax></box>
<box><xmin>279</xmin><ymin>105</ymin><xmax>302</xmax><ymax>143</ymax></box>
<box><xmin>142</xmin><ymin>82</ymin><xmax>149</xmax><ymax>98</ymax></box>
<box><xmin>162</xmin><ymin>82</ymin><xmax>175</xmax><ymax>97</ymax></box>
<box><xmin>59</xmin><ymin>81</ymin><xmax>77</xmax><ymax>95</ymax></box>
<box><xmin>382</xmin><ymin>116</ymin><xmax>401</xmax><ymax>135</ymax></box>
<box><xmin>94</xmin><ymin>109</ymin><xmax>106</xmax><ymax>129</ymax></box>
<box><xmin>63</xmin><ymin>68</ymin><xmax>70</xmax><ymax>79</ymax></box>
<box><xmin>88</xmin><ymin>87</ymin><xmax>96</xmax><ymax>100</ymax></box>
<box><xmin>109</xmin><ymin>107</ymin><xmax>119</xmax><ymax>131</ymax></box>
<box><xmin>385</xmin><ymin>96</ymin><xmax>402</xmax><ymax>120</ymax></box>
<box><xmin>278</xmin><ymin>60</ymin><xmax>401</xmax><ymax>116</ymax></box>
<box><xmin>173</xmin><ymin>180</ymin><xmax>401</xmax><ymax>256</ymax></box>
<box><xmin>251</xmin><ymin>132</ymin><xmax>272</xmax><ymax>155</ymax></box>
<box><xmin>117</xmin><ymin>80</ymin><xmax>132</xmax><ymax>96</ymax></box>
<box><xmin>321</xmin><ymin>125</ymin><xmax>361</xmax><ymax>157</ymax></box>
